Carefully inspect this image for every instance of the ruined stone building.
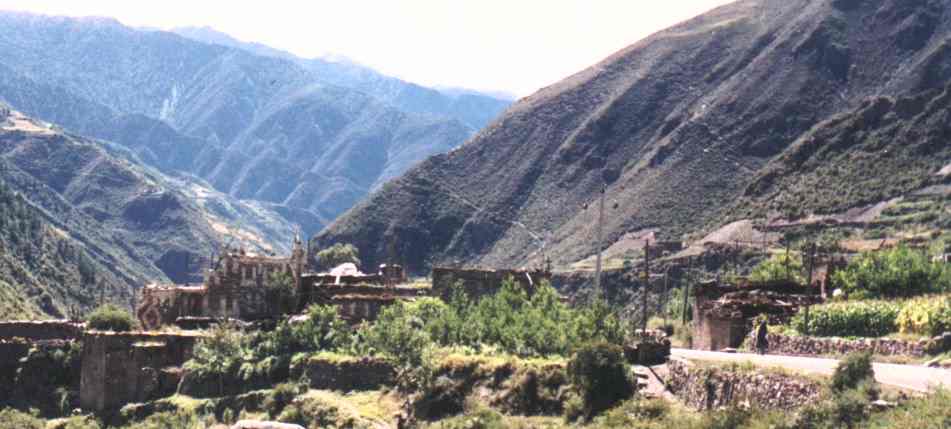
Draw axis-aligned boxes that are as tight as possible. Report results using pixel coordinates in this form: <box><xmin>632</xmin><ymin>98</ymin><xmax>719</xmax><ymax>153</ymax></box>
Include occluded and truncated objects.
<box><xmin>136</xmin><ymin>237</ymin><xmax>416</xmax><ymax>329</ymax></box>
<box><xmin>432</xmin><ymin>267</ymin><xmax>552</xmax><ymax>301</ymax></box>
<box><xmin>691</xmin><ymin>279</ymin><xmax>822</xmax><ymax>351</ymax></box>
<box><xmin>137</xmin><ymin>237</ymin><xmax>308</xmax><ymax>329</ymax></box>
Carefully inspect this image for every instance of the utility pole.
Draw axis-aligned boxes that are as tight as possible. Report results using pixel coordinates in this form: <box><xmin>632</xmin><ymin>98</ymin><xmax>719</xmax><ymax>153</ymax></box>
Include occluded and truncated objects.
<box><xmin>805</xmin><ymin>242</ymin><xmax>817</xmax><ymax>335</ymax></box>
<box><xmin>662</xmin><ymin>265</ymin><xmax>671</xmax><ymax>327</ymax></box>
<box><xmin>682</xmin><ymin>256</ymin><xmax>692</xmax><ymax>326</ymax></box>
<box><xmin>641</xmin><ymin>240</ymin><xmax>650</xmax><ymax>333</ymax></box>
<box><xmin>784</xmin><ymin>239</ymin><xmax>792</xmax><ymax>281</ymax></box>
<box><xmin>593</xmin><ymin>184</ymin><xmax>606</xmax><ymax>301</ymax></box>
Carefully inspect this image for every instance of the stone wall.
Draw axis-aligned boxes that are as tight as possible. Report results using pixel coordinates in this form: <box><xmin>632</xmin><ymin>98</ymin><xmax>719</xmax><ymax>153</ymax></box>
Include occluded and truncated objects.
<box><xmin>290</xmin><ymin>356</ymin><xmax>395</xmax><ymax>391</ymax></box>
<box><xmin>764</xmin><ymin>332</ymin><xmax>951</xmax><ymax>358</ymax></box>
<box><xmin>432</xmin><ymin>267</ymin><xmax>551</xmax><ymax>301</ymax></box>
<box><xmin>80</xmin><ymin>331</ymin><xmax>202</xmax><ymax>412</ymax></box>
<box><xmin>0</xmin><ymin>320</ymin><xmax>84</xmax><ymax>340</ymax></box>
<box><xmin>666</xmin><ymin>359</ymin><xmax>822</xmax><ymax>410</ymax></box>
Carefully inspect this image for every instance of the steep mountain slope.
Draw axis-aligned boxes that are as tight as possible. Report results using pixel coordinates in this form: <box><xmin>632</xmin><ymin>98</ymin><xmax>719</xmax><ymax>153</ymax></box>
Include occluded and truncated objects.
<box><xmin>315</xmin><ymin>0</ymin><xmax>951</xmax><ymax>274</ymax></box>
<box><xmin>0</xmin><ymin>175</ymin><xmax>131</xmax><ymax>319</ymax></box>
<box><xmin>0</xmin><ymin>107</ymin><xmax>295</xmax><ymax>288</ymax></box>
<box><xmin>0</xmin><ymin>12</ymin><xmax>492</xmax><ymax>234</ymax></box>
<box><xmin>171</xmin><ymin>26</ymin><xmax>513</xmax><ymax>131</ymax></box>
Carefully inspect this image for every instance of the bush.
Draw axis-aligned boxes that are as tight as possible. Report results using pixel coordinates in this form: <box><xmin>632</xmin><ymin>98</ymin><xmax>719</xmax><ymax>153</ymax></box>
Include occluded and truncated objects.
<box><xmin>567</xmin><ymin>342</ymin><xmax>633</xmax><ymax>419</ymax></box>
<box><xmin>0</xmin><ymin>408</ymin><xmax>43</xmax><ymax>429</ymax></box>
<box><xmin>896</xmin><ymin>295</ymin><xmax>951</xmax><ymax>336</ymax></box>
<box><xmin>791</xmin><ymin>301</ymin><xmax>900</xmax><ymax>337</ymax></box>
<box><xmin>85</xmin><ymin>304</ymin><xmax>137</xmax><ymax>332</ymax></box>
<box><xmin>831</xmin><ymin>246</ymin><xmax>951</xmax><ymax>299</ymax></box>
<box><xmin>866</xmin><ymin>388</ymin><xmax>951</xmax><ymax>428</ymax></box>
<box><xmin>831</xmin><ymin>352</ymin><xmax>875</xmax><ymax>392</ymax></box>
<box><xmin>263</xmin><ymin>382</ymin><xmax>303</xmax><ymax>418</ymax></box>
<box><xmin>389</xmin><ymin>279</ymin><xmax>627</xmax><ymax>359</ymax></box>
<box><xmin>122</xmin><ymin>410</ymin><xmax>212</xmax><ymax>429</ymax></box>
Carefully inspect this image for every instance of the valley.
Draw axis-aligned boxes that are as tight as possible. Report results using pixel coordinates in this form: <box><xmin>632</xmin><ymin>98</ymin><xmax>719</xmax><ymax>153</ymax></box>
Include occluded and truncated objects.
<box><xmin>0</xmin><ymin>0</ymin><xmax>949</xmax><ymax>428</ymax></box>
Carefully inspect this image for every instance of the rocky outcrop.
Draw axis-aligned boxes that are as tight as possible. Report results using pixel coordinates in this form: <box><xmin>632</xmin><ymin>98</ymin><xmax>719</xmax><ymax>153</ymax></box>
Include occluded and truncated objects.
<box><xmin>765</xmin><ymin>332</ymin><xmax>951</xmax><ymax>358</ymax></box>
<box><xmin>667</xmin><ymin>359</ymin><xmax>822</xmax><ymax>411</ymax></box>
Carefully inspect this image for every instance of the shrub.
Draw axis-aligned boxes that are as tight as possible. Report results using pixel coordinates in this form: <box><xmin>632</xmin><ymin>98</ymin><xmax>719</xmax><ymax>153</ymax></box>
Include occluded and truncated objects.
<box><xmin>866</xmin><ymin>388</ymin><xmax>951</xmax><ymax>429</ymax></box>
<box><xmin>263</xmin><ymin>382</ymin><xmax>303</xmax><ymax>418</ymax></box>
<box><xmin>896</xmin><ymin>295</ymin><xmax>951</xmax><ymax>336</ymax></box>
<box><xmin>831</xmin><ymin>352</ymin><xmax>875</xmax><ymax>392</ymax></box>
<box><xmin>0</xmin><ymin>408</ymin><xmax>43</xmax><ymax>429</ymax></box>
<box><xmin>122</xmin><ymin>410</ymin><xmax>212</xmax><ymax>429</ymax></box>
<box><xmin>85</xmin><ymin>304</ymin><xmax>137</xmax><ymax>332</ymax></box>
<box><xmin>567</xmin><ymin>342</ymin><xmax>633</xmax><ymax>418</ymax></box>
<box><xmin>831</xmin><ymin>246</ymin><xmax>951</xmax><ymax>299</ymax></box>
<box><xmin>791</xmin><ymin>301</ymin><xmax>900</xmax><ymax>337</ymax></box>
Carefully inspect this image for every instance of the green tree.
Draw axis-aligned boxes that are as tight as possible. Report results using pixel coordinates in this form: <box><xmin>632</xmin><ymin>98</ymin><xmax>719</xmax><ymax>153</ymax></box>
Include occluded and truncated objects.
<box><xmin>315</xmin><ymin>243</ymin><xmax>361</xmax><ymax>270</ymax></box>
<box><xmin>750</xmin><ymin>250</ymin><xmax>804</xmax><ymax>284</ymax></box>
<box><xmin>266</xmin><ymin>271</ymin><xmax>298</xmax><ymax>314</ymax></box>
<box><xmin>831</xmin><ymin>246</ymin><xmax>951</xmax><ymax>299</ymax></box>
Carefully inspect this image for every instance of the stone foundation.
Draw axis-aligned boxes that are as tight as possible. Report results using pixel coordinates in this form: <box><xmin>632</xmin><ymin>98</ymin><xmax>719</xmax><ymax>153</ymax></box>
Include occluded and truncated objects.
<box><xmin>667</xmin><ymin>359</ymin><xmax>822</xmax><ymax>410</ymax></box>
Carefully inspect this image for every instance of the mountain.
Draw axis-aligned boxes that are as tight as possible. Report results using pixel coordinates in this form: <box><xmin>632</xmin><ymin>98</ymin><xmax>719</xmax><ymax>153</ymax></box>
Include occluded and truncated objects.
<box><xmin>0</xmin><ymin>106</ymin><xmax>296</xmax><ymax>299</ymax></box>
<box><xmin>0</xmin><ymin>12</ymin><xmax>502</xmax><ymax>236</ymax></box>
<box><xmin>314</xmin><ymin>0</ymin><xmax>951</xmax><ymax>274</ymax></box>
<box><xmin>170</xmin><ymin>26</ymin><xmax>514</xmax><ymax>131</ymax></box>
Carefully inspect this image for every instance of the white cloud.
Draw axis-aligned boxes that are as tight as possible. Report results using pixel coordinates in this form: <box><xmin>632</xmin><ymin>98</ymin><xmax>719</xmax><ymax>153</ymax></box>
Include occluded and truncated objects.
<box><xmin>0</xmin><ymin>0</ymin><xmax>734</xmax><ymax>96</ymax></box>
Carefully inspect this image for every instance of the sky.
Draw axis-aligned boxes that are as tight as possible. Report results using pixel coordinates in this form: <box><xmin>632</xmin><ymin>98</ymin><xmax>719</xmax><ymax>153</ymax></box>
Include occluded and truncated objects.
<box><xmin>0</xmin><ymin>0</ymin><xmax>735</xmax><ymax>97</ymax></box>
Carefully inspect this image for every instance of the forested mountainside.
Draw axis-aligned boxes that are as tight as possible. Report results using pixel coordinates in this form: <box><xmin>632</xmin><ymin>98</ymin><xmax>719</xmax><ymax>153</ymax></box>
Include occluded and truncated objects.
<box><xmin>0</xmin><ymin>175</ymin><xmax>131</xmax><ymax>320</ymax></box>
<box><xmin>316</xmin><ymin>0</ymin><xmax>951</xmax><ymax>274</ymax></box>
<box><xmin>0</xmin><ymin>107</ymin><xmax>296</xmax><ymax>300</ymax></box>
<box><xmin>171</xmin><ymin>26</ymin><xmax>513</xmax><ymax>132</ymax></box>
<box><xmin>0</xmin><ymin>12</ymin><xmax>506</xmax><ymax>236</ymax></box>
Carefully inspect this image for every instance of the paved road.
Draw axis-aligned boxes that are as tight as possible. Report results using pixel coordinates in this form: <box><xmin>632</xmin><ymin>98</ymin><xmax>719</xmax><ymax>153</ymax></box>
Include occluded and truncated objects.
<box><xmin>671</xmin><ymin>348</ymin><xmax>951</xmax><ymax>393</ymax></box>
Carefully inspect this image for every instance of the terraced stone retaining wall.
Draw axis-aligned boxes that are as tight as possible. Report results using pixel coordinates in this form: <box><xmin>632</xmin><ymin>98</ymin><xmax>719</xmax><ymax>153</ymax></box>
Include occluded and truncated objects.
<box><xmin>667</xmin><ymin>359</ymin><xmax>822</xmax><ymax>411</ymax></box>
<box><xmin>765</xmin><ymin>332</ymin><xmax>951</xmax><ymax>358</ymax></box>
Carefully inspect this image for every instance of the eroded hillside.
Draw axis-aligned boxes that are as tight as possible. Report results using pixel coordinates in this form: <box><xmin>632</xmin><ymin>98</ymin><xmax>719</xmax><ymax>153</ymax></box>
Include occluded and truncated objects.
<box><xmin>315</xmin><ymin>0</ymin><xmax>951</xmax><ymax>273</ymax></box>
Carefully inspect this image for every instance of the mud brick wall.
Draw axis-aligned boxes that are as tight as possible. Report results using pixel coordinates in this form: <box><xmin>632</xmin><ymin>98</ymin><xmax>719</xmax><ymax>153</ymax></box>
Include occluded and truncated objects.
<box><xmin>0</xmin><ymin>320</ymin><xmax>84</xmax><ymax>340</ymax></box>
<box><xmin>667</xmin><ymin>359</ymin><xmax>821</xmax><ymax>411</ymax></box>
<box><xmin>291</xmin><ymin>356</ymin><xmax>395</xmax><ymax>391</ymax></box>
<box><xmin>80</xmin><ymin>332</ymin><xmax>201</xmax><ymax>412</ymax></box>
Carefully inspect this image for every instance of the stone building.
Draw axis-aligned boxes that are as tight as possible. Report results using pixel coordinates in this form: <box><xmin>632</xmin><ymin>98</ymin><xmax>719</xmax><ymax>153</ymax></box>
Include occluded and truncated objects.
<box><xmin>137</xmin><ymin>237</ymin><xmax>308</xmax><ymax>329</ymax></box>
<box><xmin>691</xmin><ymin>279</ymin><xmax>821</xmax><ymax>351</ymax></box>
<box><xmin>431</xmin><ymin>267</ymin><xmax>552</xmax><ymax>301</ymax></box>
<box><xmin>136</xmin><ymin>237</ymin><xmax>415</xmax><ymax>328</ymax></box>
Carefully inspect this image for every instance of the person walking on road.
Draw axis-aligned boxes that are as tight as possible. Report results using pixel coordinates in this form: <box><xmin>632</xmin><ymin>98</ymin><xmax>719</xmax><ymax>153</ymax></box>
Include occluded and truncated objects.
<box><xmin>755</xmin><ymin>319</ymin><xmax>769</xmax><ymax>355</ymax></box>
